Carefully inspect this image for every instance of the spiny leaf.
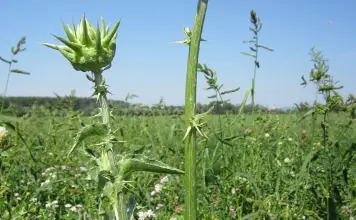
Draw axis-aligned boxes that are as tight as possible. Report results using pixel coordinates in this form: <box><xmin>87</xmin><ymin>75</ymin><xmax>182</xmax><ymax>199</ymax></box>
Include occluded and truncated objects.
<box><xmin>67</xmin><ymin>122</ymin><xmax>108</xmax><ymax>156</ymax></box>
<box><xmin>120</xmin><ymin>156</ymin><xmax>184</xmax><ymax>177</ymax></box>
<box><xmin>10</xmin><ymin>69</ymin><xmax>30</xmax><ymax>75</ymax></box>
<box><xmin>221</xmin><ymin>87</ymin><xmax>240</xmax><ymax>95</ymax></box>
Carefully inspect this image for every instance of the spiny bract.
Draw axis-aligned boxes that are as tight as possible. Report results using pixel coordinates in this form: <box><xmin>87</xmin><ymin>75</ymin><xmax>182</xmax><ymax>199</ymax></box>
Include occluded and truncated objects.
<box><xmin>42</xmin><ymin>14</ymin><xmax>120</xmax><ymax>72</ymax></box>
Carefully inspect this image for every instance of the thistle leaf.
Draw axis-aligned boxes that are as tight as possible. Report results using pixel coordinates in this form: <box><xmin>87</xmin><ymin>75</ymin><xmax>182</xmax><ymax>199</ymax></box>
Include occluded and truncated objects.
<box><xmin>258</xmin><ymin>44</ymin><xmax>273</xmax><ymax>51</ymax></box>
<box><xmin>10</xmin><ymin>69</ymin><xmax>30</xmax><ymax>75</ymax></box>
<box><xmin>0</xmin><ymin>56</ymin><xmax>11</xmax><ymax>64</ymax></box>
<box><xmin>241</xmin><ymin>52</ymin><xmax>256</xmax><ymax>58</ymax></box>
<box><xmin>221</xmin><ymin>87</ymin><xmax>240</xmax><ymax>95</ymax></box>
<box><xmin>239</xmin><ymin>89</ymin><xmax>251</xmax><ymax>114</ymax></box>
<box><xmin>67</xmin><ymin>122</ymin><xmax>108</xmax><ymax>156</ymax></box>
<box><xmin>120</xmin><ymin>156</ymin><xmax>184</xmax><ymax>177</ymax></box>
<box><xmin>208</xmin><ymin>95</ymin><xmax>217</xmax><ymax>99</ymax></box>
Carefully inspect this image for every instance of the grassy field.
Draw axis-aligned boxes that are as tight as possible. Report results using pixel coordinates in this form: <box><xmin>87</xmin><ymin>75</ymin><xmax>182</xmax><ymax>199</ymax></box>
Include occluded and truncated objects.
<box><xmin>0</xmin><ymin>111</ymin><xmax>355</xmax><ymax>219</ymax></box>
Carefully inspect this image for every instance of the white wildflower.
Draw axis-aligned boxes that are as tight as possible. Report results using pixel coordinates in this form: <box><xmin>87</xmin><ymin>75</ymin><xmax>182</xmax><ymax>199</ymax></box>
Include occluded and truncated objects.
<box><xmin>265</xmin><ymin>133</ymin><xmax>270</xmax><ymax>138</ymax></box>
<box><xmin>151</xmin><ymin>191</ymin><xmax>157</xmax><ymax>197</ymax></box>
<box><xmin>229</xmin><ymin>207</ymin><xmax>237</xmax><ymax>218</ymax></box>
<box><xmin>160</xmin><ymin>176</ymin><xmax>169</xmax><ymax>184</ymax></box>
<box><xmin>65</xmin><ymin>204</ymin><xmax>72</xmax><ymax>208</ymax></box>
<box><xmin>0</xmin><ymin>126</ymin><xmax>8</xmax><ymax>147</ymax></box>
<box><xmin>231</xmin><ymin>188</ymin><xmax>236</xmax><ymax>195</ymax></box>
<box><xmin>14</xmin><ymin>193</ymin><xmax>19</xmax><ymax>197</ymax></box>
<box><xmin>70</xmin><ymin>206</ymin><xmax>77</xmax><ymax>212</ymax></box>
<box><xmin>278</xmin><ymin>142</ymin><xmax>283</xmax><ymax>145</ymax></box>
<box><xmin>156</xmin><ymin>204</ymin><xmax>164</xmax><ymax>210</ymax></box>
<box><xmin>61</xmin><ymin>165</ymin><xmax>67</xmax><ymax>170</ymax></box>
<box><xmin>288</xmin><ymin>137</ymin><xmax>293</xmax><ymax>142</ymax></box>
<box><xmin>154</xmin><ymin>184</ymin><xmax>162</xmax><ymax>193</ymax></box>
<box><xmin>145</xmin><ymin>210</ymin><xmax>155</xmax><ymax>218</ymax></box>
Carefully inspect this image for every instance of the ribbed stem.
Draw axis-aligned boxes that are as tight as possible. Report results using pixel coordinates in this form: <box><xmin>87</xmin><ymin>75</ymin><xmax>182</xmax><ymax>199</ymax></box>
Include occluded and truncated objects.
<box><xmin>184</xmin><ymin>1</ymin><xmax>208</xmax><ymax>219</ymax></box>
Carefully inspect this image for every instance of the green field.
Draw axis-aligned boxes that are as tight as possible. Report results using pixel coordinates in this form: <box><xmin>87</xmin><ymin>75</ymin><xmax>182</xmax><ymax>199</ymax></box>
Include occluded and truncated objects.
<box><xmin>1</xmin><ymin>111</ymin><xmax>355</xmax><ymax>219</ymax></box>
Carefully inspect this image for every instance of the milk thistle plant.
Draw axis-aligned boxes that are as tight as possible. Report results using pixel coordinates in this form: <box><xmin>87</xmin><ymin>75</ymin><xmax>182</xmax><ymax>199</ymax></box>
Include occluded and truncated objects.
<box><xmin>43</xmin><ymin>14</ymin><xmax>183</xmax><ymax>220</ymax></box>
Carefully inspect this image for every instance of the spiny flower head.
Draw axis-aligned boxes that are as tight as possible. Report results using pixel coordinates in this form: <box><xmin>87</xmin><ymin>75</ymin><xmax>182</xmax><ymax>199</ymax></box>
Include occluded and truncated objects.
<box><xmin>42</xmin><ymin>14</ymin><xmax>120</xmax><ymax>72</ymax></box>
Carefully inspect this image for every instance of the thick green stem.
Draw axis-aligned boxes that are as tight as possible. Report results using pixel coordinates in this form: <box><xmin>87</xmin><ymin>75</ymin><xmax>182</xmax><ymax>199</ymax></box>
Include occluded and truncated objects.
<box><xmin>184</xmin><ymin>1</ymin><xmax>208</xmax><ymax>219</ymax></box>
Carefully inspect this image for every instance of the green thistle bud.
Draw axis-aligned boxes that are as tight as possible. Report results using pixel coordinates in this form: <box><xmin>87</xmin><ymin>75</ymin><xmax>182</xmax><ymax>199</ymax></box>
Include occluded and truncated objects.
<box><xmin>0</xmin><ymin>126</ymin><xmax>8</xmax><ymax>148</ymax></box>
<box><xmin>42</xmin><ymin>15</ymin><xmax>120</xmax><ymax>72</ymax></box>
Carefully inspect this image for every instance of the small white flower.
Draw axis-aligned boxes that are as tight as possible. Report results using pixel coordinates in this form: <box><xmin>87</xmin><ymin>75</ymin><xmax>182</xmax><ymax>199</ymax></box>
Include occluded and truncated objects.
<box><xmin>288</xmin><ymin>137</ymin><xmax>293</xmax><ymax>142</ymax></box>
<box><xmin>154</xmin><ymin>184</ymin><xmax>162</xmax><ymax>193</ymax></box>
<box><xmin>278</xmin><ymin>142</ymin><xmax>283</xmax><ymax>145</ymax></box>
<box><xmin>231</xmin><ymin>188</ymin><xmax>236</xmax><ymax>195</ymax></box>
<box><xmin>41</xmin><ymin>179</ymin><xmax>51</xmax><ymax>186</ymax></box>
<box><xmin>156</xmin><ymin>204</ymin><xmax>164</xmax><ymax>210</ymax></box>
<box><xmin>137</xmin><ymin>211</ymin><xmax>145</xmax><ymax>220</ymax></box>
<box><xmin>30</xmin><ymin>198</ymin><xmax>37</xmax><ymax>202</ymax></box>
<box><xmin>160</xmin><ymin>176</ymin><xmax>169</xmax><ymax>184</ymax></box>
<box><xmin>61</xmin><ymin>165</ymin><xmax>67</xmax><ymax>170</ymax></box>
<box><xmin>14</xmin><ymin>193</ymin><xmax>19</xmax><ymax>197</ymax></box>
<box><xmin>145</xmin><ymin>209</ymin><xmax>155</xmax><ymax>218</ymax></box>
<box><xmin>45</xmin><ymin>203</ymin><xmax>51</xmax><ymax>209</ymax></box>
<box><xmin>151</xmin><ymin>191</ymin><xmax>157</xmax><ymax>197</ymax></box>
<box><xmin>229</xmin><ymin>207</ymin><xmax>237</xmax><ymax>218</ymax></box>
<box><xmin>51</xmin><ymin>200</ymin><xmax>58</xmax><ymax>205</ymax></box>
<box><xmin>76</xmin><ymin>204</ymin><xmax>83</xmax><ymax>209</ymax></box>
<box><xmin>265</xmin><ymin>133</ymin><xmax>270</xmax><ymax>138</ymax></box>
<box><xmin>20</xmin><ymin>180</ymin><xmax>25</xmax><ymax>184</ymax></box>
<box><xmin>70</xmin><ymin>206</ymin><xmax>77</xmax><ymax>212</ymax></box>
<box><xmin>64</xmin><ymin>204</ymin><xmax>72</xmax><ymax>208</ymax></box>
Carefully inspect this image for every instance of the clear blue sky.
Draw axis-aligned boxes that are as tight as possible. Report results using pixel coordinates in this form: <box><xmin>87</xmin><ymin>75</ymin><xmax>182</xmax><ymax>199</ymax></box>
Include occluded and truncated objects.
<box><xmin>1</xmin><ymin>0</ymin><xmax>355</xmax><ymax>108</ymax></box>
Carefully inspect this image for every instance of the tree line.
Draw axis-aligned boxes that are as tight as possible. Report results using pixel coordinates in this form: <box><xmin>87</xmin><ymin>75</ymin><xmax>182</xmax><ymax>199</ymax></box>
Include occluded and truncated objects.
<box><xmin>0</xmin><ymin>95</ymin><xmax>325</xmax><ymax>117</ymax></box>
